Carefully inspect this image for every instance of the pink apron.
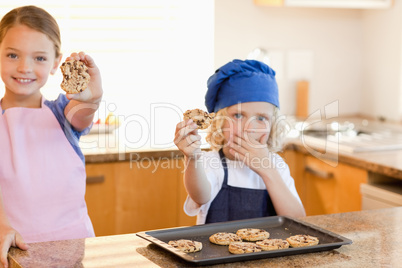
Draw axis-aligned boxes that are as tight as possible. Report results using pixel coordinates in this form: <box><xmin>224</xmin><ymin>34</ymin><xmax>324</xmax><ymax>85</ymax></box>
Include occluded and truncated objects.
<box><xmin>0</xmin><ymin>98</ymin><xmax>94</xmax><ymax>243</ymax></box>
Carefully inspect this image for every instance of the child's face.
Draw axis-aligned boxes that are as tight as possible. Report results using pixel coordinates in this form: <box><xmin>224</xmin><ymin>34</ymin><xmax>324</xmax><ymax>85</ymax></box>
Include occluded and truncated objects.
<box><xmin>222</xmin><ymin>101</ymin><xmax>275</xmax><ymax>147</ymax></box>
<box><xmin>0</xmin><ymin>24</ymin><xmax>61</xmax><ymax>99</ymax></box>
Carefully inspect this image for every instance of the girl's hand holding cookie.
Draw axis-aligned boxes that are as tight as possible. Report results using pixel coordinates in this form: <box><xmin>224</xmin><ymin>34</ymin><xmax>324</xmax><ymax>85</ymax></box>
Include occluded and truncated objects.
<box><xmin>64</xmin><ymin>52</ymin><xmax>103</xmax><ymax>105</ymax></box>
<box><xmin>174</xmin><ymin>119</ymin><xmax>202</xmax><ymax>159</ymax></box>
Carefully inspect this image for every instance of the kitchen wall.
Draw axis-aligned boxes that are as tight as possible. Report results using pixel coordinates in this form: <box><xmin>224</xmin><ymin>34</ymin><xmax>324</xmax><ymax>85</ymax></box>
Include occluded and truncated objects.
<box><xmin>214</xmin><ymin>0</ymin><xmax>402</xmax><ymax>122</ymax></box>
<box><xmin>361</xmin><ymin>1</ymin><xmax>402</xmax><ymax>122</ymax></box>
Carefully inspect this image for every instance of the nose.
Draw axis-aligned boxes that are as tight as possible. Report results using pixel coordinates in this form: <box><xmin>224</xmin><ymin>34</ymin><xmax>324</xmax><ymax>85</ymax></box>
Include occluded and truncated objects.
<box><xmin>244</xmin><ymin>118</ymin><xmax>259</xmax><ymax>131</ymax></box>
<box><xmin>244</xmin><ymin>117</ymin><xmax>269</xmax><ymax>133</ymax></box>
<box><xmin>17</xmin><ymin>58</ymin><xmax>33</xmax><ymax>73</ymax></box>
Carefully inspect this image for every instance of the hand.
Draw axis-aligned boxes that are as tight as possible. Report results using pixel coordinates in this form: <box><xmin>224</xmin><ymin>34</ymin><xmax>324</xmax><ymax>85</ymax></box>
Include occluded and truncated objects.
<box><xmin>0</xmin><ymin>225</ymin><xmax>28</xmax><ymax>268</ymax></box>
<box><xmin>65</xmin><ymin>52</ymin><xmax>103</xmax><ymax>104</ymax></box>
<box><xmin>174</xmin><ymin>119</ymin><xmax>202</xmax><ymax>159</ymax></box>
<box><xmin>228</xmin><ymin>130</ymin><xmax>273</xmax><ymax>176</ymax></box>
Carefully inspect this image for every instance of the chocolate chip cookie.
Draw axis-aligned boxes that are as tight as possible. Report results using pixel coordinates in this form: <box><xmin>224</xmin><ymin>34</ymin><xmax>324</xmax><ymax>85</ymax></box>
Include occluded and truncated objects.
<box><xmin>256</xmin><ymin>238</ymin><xmax>290</xmax><ymax>250</ymax></box>
<box><xmin>168</xmin><ymin>239</ymin><xmax>202</xmax><ymax>253</ymax></box>
<box><xmin>228</xmin><ymin>242</ymin><xmax>262</xmax><ymax>254</ymax></box>
<box><xmin>209</xmin><ymin>232</ymin><xmax>242</xmax><ymax>245</ymax></box>
<box><xmin>60</xmin><ymin>60</ymin><xmax>90</xmax><ymax>94</ymax></box>
<box><xmin>236</xmin><ymin>228</ymin><xmax>270</xmax><ymax>242</ymax></box>
<box><xmin>183</xmin><ymin>108</ymin><xmax>215</xmax><ymax>129</ymax></box>
<box><xmin>286</xmin><ymin>235</ymin><xmax>319</xmax><ymax>248</ymax></box>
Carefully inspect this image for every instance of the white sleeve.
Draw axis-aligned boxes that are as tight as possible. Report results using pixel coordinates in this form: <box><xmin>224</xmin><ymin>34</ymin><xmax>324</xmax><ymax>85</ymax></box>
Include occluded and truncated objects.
<box><xmin>183</xmin><ymin>195</ymin><xmax>201</xmax><ymax>216</ymax></box>
<box><xmin>183</xmin><ymin>151</ymin><xmax>223</xmax><ymax>224</ymax></box>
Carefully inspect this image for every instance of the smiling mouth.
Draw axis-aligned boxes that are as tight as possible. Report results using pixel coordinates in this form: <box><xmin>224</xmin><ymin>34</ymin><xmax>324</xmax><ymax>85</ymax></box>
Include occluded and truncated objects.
<box><xmin>14</xmin><ymin>78</ymin><xmax>35</xmax><ymax>83</ymax></box>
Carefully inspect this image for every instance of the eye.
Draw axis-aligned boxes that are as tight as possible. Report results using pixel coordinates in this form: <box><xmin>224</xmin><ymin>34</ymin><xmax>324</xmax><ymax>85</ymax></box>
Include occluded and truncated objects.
<box><xmin>7</xmin><ymin>53</ymin><xmax>17</xmax><ymax>59</ymax></box>
<box><xmin>257</xmin><ymin>115</ymin><xmax>268</xmax><ymax>121</ymax></box>
<box><xmin>233</xmin><ymin>113</ymin><xmax>243</xmax><ymax>119</ymax></box>
<box><xmin>35</xmin><ymin>56</ymin><xmax>46</xmax><ymax>62</ymax></box>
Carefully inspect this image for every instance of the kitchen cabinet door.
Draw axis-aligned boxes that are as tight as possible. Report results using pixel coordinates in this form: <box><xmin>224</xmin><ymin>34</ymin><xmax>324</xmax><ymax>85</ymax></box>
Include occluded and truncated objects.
<box><xmin>176</xmin><ymin>158</ymin><xmax>198</xmax><ymax>227</ymax></box>
<box><xmin>280</xmin><ymin>150</ymin><xmax>306</xmax><ymax>202</ymax></box>
<box><xmin>85</xmin><ymin>163</ymin><xmax>116</xmax><ymax>236</ymax></box>
<box><xmin>113</xmin><ymin>159</ymin><xmax>180</xmax><ymax>234</ymax></box>
<box><xmin>281</xmin><ymin>150</ymin><xmax>368</xmax><ymax>216</ymax></box>
<box><xmin>304</xmin><ymin>156</ymin><xmax>337</xmax><ymax>215</ymax></box>
<box><xmin>85</xmin><ymin>157</ymin><xmax>197</xmax><ymax>236</ymax></box>
<box><xmin>113</xmin><ymin>157</ymin><xmax>196</xmax><ymax>234</ymax></box>
<box><xmin>304</xmin><ymin>155</ymin><xmax>368</xmax><ymax>215</ymax></box>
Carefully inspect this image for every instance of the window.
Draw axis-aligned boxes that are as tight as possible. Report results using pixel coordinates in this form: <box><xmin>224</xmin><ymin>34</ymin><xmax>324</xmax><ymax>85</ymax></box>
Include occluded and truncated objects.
<box><xmin>0</xmin><ymin>0</ymin><xmax>214</xmax><ymax>152</ymax></box>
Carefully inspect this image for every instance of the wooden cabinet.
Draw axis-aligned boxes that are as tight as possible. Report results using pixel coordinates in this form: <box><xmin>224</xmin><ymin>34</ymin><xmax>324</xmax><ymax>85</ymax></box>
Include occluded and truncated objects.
<box><xmin>281</xmin><ymin>150</ymin><xmax>368</xmax><ymax>216</ymax></box>
<box><xmin>85</xmin><ymin>157</ymin><xmax>196</xmax><ymax>237</ymax></box>
<box><xmin>85</xmin><ymin>163</ymin><xmax>116</xmax><ymax>236</ymax></box>
<box><xmin>86</xmin><ymin>149</ymin><xmax>368</xmax><ymax>235</ymax></box>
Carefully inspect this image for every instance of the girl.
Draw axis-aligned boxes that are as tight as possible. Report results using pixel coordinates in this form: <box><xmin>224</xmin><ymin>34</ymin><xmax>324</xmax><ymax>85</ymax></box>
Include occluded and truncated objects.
<box><xmin>0</xmin><ymin>6</ymin><xmax>103</xmax><ymax>267</ymax></box>
<box><xmin>174</xmin><ymin>59</ymin><xmax>305</xmax><ymax>224</ymax></box>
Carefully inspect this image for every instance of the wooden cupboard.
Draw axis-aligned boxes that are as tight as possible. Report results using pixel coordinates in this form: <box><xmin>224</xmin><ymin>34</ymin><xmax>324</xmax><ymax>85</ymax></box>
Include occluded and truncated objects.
<box><xmin>281</xmin><ymin>150</ymin><xmax>368</xmax><ymax>216</ymax></box>
<box><xmin>86</xmin><ymin>149</ymin><xmax>369</xmax><ymax>236</ymax></box>
<box><xmin>85</xmin><ymin>157</ymin><xmax>196</xmax><ymax>237</ymax></box>
<box><xmin>85</xmin><ymin>163</ymin><xmax>116</xmax><ymax>236</ymax></box>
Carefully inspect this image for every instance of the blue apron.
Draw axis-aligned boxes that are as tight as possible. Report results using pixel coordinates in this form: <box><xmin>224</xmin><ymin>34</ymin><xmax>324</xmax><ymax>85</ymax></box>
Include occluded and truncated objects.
<box><xmin>205</xmin><ymin>149</ymin><xmax>276</xmax><ymax>224</ymax></box>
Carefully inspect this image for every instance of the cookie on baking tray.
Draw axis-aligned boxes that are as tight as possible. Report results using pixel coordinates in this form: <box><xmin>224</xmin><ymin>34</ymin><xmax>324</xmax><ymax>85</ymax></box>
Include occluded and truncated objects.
<box><xmin>236</xmin><ymin>228</ymin><xmax>270</xmax><ymax>242</ymax></box>
<box><xmin>286</xmin><ymin>234</ymin><xmax>319</xmax><ymax>248</ymax></box>
<box><xmin>228</xmin><ymin>242</ymin><xmax>262</xmax><ymax>254</ymax></box>
<box><xmin>209</xmin><ymin>232</ymin><xmax>242</xmax><ymax>245</ymax></box>
<box><xmin>183</xmin><ymin>108</ymin><xmax>215</xmax><ymax>130</ymax></box>
<box><xmin>256</xmin><ymin>238</ymin><xmax>290</xmax><ymax>251</ymax></box>
<box><xmin>168</xmin><ymin>239</ymin><xmax>202</xmax><ymax>253</ymax></box>
<box><xmin>60</xmin><ymin>59</ymin><xmax>90</xmax><ymax>94</ymax></box>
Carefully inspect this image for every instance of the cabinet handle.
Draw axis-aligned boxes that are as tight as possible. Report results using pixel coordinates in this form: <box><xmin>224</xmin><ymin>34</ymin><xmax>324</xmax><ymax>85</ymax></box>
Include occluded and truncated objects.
<box><xmin>86</xmin><ymin>175</ymin><xmax>105</xmax><ymax>184</ymax></box>
<box><xmin>305</xmin><ymin>166</ymin><xmax>334</xmax><ymax>179</ymax></box>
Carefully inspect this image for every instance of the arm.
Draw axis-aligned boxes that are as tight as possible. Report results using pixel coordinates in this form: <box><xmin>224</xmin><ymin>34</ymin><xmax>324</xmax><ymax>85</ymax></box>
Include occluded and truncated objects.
<box><xmin>259</xmin><ymin>169</ymin><xmax>306</xmax><ymax>218</ymax></box>
<box><xmin>64</xmin><ymin>52</ymin><xmax>103</xmax><ymax>132</ymax></box>
<box><xmin>174</xmin><ymin>120</ymin><xmax>211</xmax><ymax>205</ymax></box>
<box><xmin>0</xmin><ymin>189</ymin><xmax>28</xmax><ymax>268</ymax></box>
<box><xmin>228</xmin><ymin>132</ymin><xmax>306</xmax><ymax>218</ymax></box>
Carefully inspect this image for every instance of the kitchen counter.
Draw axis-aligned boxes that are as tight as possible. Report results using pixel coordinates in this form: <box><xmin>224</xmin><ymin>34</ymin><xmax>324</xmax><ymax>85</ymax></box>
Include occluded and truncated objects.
<box><xmin>84</xmin><ymin>147</ymin><xmax>184</xmax><ymax>164</ymax></box>
<box><xmin>285</xmin><ymin>139</ymin><xmax>402</xmax><ymax>180</ymax></box>
<box><xmin>79</xmin><ymin>130</ymin><xmax>185</xmax><ymax>164</ymax></box>
<box><xmin>82</xmin><ymin>137</ymin><xmax>402</xmax><ymax>180</ymax></box>
<box><xmin>81</xmin><ymin>116</ymin><xmax>402</xmax><ymax>180</ymax></box>
<box><xmin>8</xmin><ymin>207</ymin><xmax>402</xmax><ymax>267</ymax></box>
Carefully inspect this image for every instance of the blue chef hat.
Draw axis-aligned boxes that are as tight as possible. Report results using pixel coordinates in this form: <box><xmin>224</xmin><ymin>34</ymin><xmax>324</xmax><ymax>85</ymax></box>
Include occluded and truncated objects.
<box><xmin>205</xmin><ymin>59</ymin><xmax>279</xmax><ymax>113</ymax></box>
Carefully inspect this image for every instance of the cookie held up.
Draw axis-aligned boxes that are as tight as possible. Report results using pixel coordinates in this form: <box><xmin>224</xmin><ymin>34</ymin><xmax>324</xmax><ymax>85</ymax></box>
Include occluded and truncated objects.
<box><xmin>60</xmin><ymin>60</ymin><xmax>90</xmax><ymax>94</ymax></box>
<box><xmin>183</xmin><ymin>108</ymin><xmax>215</xmax><ymax>130</ymax></box>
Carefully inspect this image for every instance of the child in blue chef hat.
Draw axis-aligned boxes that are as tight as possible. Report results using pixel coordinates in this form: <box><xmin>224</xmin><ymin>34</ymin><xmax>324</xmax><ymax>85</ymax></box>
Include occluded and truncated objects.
<box><xmin>174</xmin><ymin>59</ymin><xmax>306</xmax><ymax>224</ymax></box>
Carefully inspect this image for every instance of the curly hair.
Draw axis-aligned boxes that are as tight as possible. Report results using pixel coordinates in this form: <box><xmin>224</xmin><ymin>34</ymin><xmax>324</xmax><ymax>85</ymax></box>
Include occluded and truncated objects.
<box><xmin>206</xmin><ymin>106</ymin><xmax>289</xmax><ymax>153</ymax></box>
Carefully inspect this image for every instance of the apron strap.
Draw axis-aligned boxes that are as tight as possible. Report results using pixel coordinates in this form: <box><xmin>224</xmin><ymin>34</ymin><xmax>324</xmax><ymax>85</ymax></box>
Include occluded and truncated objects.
<box><xmin>218</xmin><ymin>149</ymin><xmax>228</xmax><ymax>186</ymax></box>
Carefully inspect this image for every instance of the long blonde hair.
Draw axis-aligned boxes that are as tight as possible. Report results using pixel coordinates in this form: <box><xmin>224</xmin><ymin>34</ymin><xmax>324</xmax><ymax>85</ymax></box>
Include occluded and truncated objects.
<box><xmin>206</xmin><ymin>106</ymin><xmax>289</xmax><ymax>153</ymax></box>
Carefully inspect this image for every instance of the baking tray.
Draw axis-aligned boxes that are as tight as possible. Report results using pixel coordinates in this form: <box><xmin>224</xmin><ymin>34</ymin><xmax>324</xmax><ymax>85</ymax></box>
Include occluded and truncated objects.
<box><xmin>137</xmin><ymin>216</ymin><xmax>352</xmax><ymax>266</ymax></box>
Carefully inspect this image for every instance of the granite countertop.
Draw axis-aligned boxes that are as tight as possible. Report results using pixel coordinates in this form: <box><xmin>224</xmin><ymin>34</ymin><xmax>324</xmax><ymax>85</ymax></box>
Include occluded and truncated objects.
<box><xmin>284</xmin><ymin>116</ymin><xmax>402</xmax><ymax>180</ymax></box>
<box><xmin>8</xmin><ymin>207</ymin><xmax>402</xmax><ymax>267</ymax></box>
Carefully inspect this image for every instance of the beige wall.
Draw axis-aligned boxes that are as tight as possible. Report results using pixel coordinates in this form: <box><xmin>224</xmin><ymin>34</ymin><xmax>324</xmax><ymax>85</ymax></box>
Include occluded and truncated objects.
<box><xmin>361</xmin><ymin>0</ymin><xmax>402</xmax><ymax>122</ymax></box>
<box><xmin>215</xmin><ymin>0</ymin><xmax>401</xmax><ymax>121</ymax></box>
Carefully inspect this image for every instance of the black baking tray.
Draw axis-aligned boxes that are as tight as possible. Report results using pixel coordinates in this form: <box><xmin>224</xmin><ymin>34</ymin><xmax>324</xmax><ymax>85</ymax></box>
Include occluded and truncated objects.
<box><xmin>136</xmin><ymin>216</ymin><xmax>352</xmax><ymax>266</ymax></box>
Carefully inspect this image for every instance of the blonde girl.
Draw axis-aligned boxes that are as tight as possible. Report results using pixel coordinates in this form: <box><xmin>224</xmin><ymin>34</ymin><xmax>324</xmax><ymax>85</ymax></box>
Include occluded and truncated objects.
<box><xmin>174</xmin><ymin>59</ymin><xmax>305</xmax><ymax>224</ymax></box>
